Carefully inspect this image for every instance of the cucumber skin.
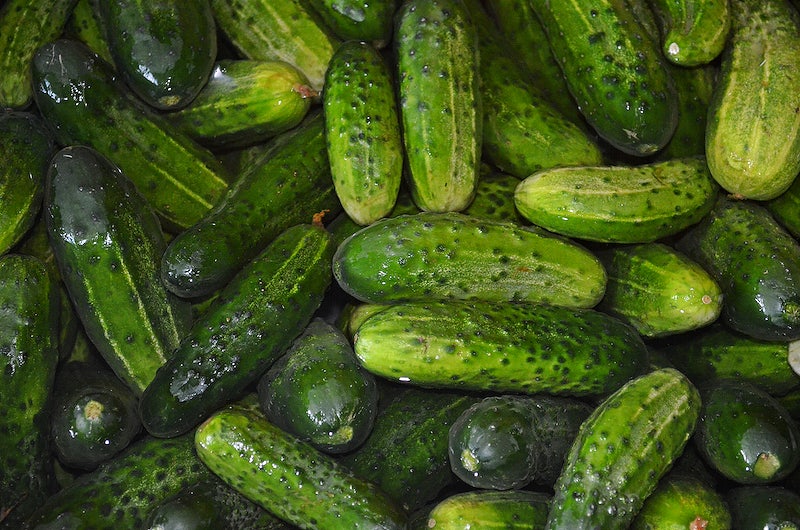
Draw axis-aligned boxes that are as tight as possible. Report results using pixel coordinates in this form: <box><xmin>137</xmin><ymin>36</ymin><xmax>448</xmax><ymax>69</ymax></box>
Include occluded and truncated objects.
<box><xmin>705</xmin><ymin>0</ymin><xmax>800</xmax><ymax>200</ymax></box>
<box><xmin>161</xmin><ymin>111</ymin><xmax>341</xmax><ymax>299</ymax></box>
<box><xmin>45</xmin><ymin>146</ymin><xmax>192</xmax><ymax>396</ymax></box>
<box><xmin>676</xmin><ymin>196</ymin><xmax>800</xmax><ymax>342</ymax></box>
<box><xmin>529</xmin><ymin>0</ymin><xmax>678</xmax><ymax>156</ymax></box>
<box><xmin>333</xmin><ymin>212</ymin><xmax>607</xmax><ymax>309</ymax></box>
<box><xmin>353</xmin><ymin>300</ymin><xmax>648</xmax><ymax>398</ymax></box>
<box><xmin>630</xmin><ymin>474</ymin><xmax>732</xmax><ymax>530</ymax></box>
<box><xmin>726</xmin><ymin>486</ymin><xmax>800</xmax><ymax>529</ymax></box>
<box><xmin>307</xmin><ymin>0</ymin><xmax>397</xmax><ymax>47</ymax></box>
<box><xmin>324</xmin><ymin>40</ymin><xmax>403</xmax><ymax>226</ymax></box>
<box><xmin>141</xmin><ymin>224</ymin><xmax>334</xmax><ymax>438</ymax></box>
<box><xmin>31</xmin><ymin>39</ymin><xmax>229</xmax><ymax>231</ymax></box>
<box><xmin>395</xmin><ymin>0</ymin><xmax>481</xmax><ymax>212</ymax></box>
<box><xmin>463</xmin><ymin>168</ymin><xmax>527</xmax><ymax>224</ymax></box>
<box><xmin>426</xmin><ymin>490</ymin><xmax>551</xmax><ymax>530</ymax></box>
<box><xmin>64</xmin><ymin>0</ymin><xmax>114</xmax><ymax>64</ymax></box>
<box><xmin>0</xmin><ymin>255</ymin><xmax>59</xmax><ymax>527</ymax></box>
<box><xmin>194</xmin><ymin>404</ymin><xmax>407</xmax><ymax>530</ymax></box>
<box><xmin>546</xmin><ymin>368</ymin><xmax>701</xmax><ymax>530</ymax></box>
<box><xmin>647</xmin><ymin>0</ymin><xmax>731</xmax><ymax>66</ymax></box>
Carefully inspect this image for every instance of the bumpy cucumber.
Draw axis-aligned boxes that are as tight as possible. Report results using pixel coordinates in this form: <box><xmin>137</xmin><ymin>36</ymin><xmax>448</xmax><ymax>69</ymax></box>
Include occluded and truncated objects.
<box><xmin>726</xmin><ymin>486</ymin><xmax>800</xmax><ymax>529</ymax></box>
<box><xmin>630</xmin><ymin>474</ymin><xmax>732</xmax><ymax>530</ymax></box>
<box><xmin>333</xmin><ymin>212</ymin><xmax>607</xmax><ymax>309</ymax></box>
<box><xmin>514</xmin><ymin>156</ymin><xmax>718</xmax><ymax>243</ymax></box>
<box><xmin>141</xmin><ymin>223</ymin><xmax>334</xmax><ymax>438</ymax></box>
<box><xmin>324</xmin><ymin>40</ymin><xmax>403</xmax><ymax>226</ymax></box>
<box><xmin>425</xmin><ymin>490</ymin><xmax>551</xmax><ymax>530</ymax></box>
<box><xmin>395</xmin><ymin>0</ymin><xmax>481</xmax><ymax>212</ymax></box>
<box><xmin>463</xmin><ymin>168</ymin><xmax>528</xmax><ymax>224</ymax></box>
<box><xmin>705</xmin><ymin>0</ymin><xmax>800</xmax><ymax>200</ymax></box>
<box><xmin>596</xmin><ymin>242</ymin><xmax>723</xmax><ymax>337</ymax></box>
<box><xmin>45</xmin><ymin>146</ymin><xmax>192</xmax><ymax>396</ymax></box>
<box><xmin>0</xmin><ymin>254</ymin><xmax>59</xmax><ymax>527</ymax></box>
<box><xmin>353</xmin><ymin>300</ymin><xmax>648</xmax><ymax>397</ymax></box>
<box><xmin>647</xmin><ymin>0</ymin><xmax>731</xmax><ymax>66</ymax></box>
<box><xmin>529</xmin><ymin>0</ymin><xmax>679</xmax><ymax>156</ymax></box>
<box><xmin>546</xmin><ymin>368</ymin><xmax>701</xmax><ymax>530</ymax></box>
<box><xmin>64</xmin><ymin>0</ymin><xmax>113</xmax><ymax>64</ymax></box>
<box><xmin>31</xmin><ymin>39</ymin><xmax>229</xmax><ymax>231</ymax></box>
<box><xmin>195</xmin><ymin>403</ymin><xmax>407</xmax><ymax>530</ymax></box>
<box><xmin>307</xmin><ymin>0</ymin><xmax>397</xmax><ymax>47</ymax></box>
<box><xmin>657</xmin><ymin>62</ymin><xmax>717</xmax><ymax>160</ymax></box>
<box><xmin>676</xmin><ymin>196</ymin><xmax>800</xmax><ymax>341</ymax></box>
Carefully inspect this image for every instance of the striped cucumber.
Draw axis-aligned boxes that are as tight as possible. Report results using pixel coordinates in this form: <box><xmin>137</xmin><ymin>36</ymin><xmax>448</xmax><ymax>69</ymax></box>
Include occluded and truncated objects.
<box><xmin>395</xmin><ymin>0</ymin><xmax>481</xmax><ymax>212</ymax></box>
<box><xmin>425</xmin><ymin>490</ymin><xmax>551</xmax><ymax>530</ymax></box>
<box><xmin>647</xmin><ymin>0</ymin><xmax>731</xmax><ymax>66</ymax></box>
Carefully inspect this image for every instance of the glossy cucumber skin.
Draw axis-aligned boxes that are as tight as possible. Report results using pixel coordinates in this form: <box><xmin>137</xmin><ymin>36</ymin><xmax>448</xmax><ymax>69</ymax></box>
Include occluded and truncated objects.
<box><xmin>0</xmin><ymin>254</ymin><xmax>59</xmax><ymax>527</ymax></box>
<box><xmin>647</xmin><ymin>0</ymin><xmax>731</xmax><ymax>66</ymax></box>
<box><xmin>45</xmin><ymin>146</ymin><xmax>192</xmax><ymax>396</ymax></box>
<box><xmin>705</xmin><ymin>0</ymin><xmax>800</xmax><ymax>200</ymax></box>
<box><xmin>529</xmin><ymin>0</ymin><xmax>679</xmax><ymax>156</ymax></box>
<box><xmin>31</xmin><ymin>39</ymin><xmax>229</xmax><ymax>232</ymax></box>
<box><xmin>141</xmin><ymin>224</ymin><xmax>334</xmax><ymax>438</ymax></box>
<box><xmin>426</xmin><ymin>490</ymin><xmax>551</xmax><ymax>530</ymax></box>
<box><xmin>546</xmin><ymin>368</ymin><xmax>701</xmax><ymax>530</ymax></box>
<box><xmin>324</xmin><ymin>40</ymin><xmax>403</xmax><ymax>226</ymax></box>
<box><xmin>194</xmin><ymin>404</ymin><xmax>407</xmax><ymax>530</ymax></box>
<box><xmin>677</xmin><ymin>196</ymin><xmax>800</xmax><ymax>342</ymax></box>
<box><xmin>97</xmin><ymin>0</ymin><xmax>217</xmax><ymax>109</ymax></box>
<box><xmin>726</xmin><ymin>486</ymin><xmax>800</xmax><ymax>529</ymax></box>
<box><xmin>596</xmin><ymin>243</ymin><xmax>723</xmax><ymax>338</ymax></box>
<box><xmin>353</xmin><ymin>300</ymin><xmax>648</xmax><ymax>397</ymax></box>
<box><xmin>333</xmin><ymin>212</ymin><xmax>607</xmax><ymax>309</ymax></box>
<box><xmin>64</xmin><ymin>0</ymin><xmax>114</xmax><ymax>64</ymax></box>
<box><xmin>630</xmin><ymin>474</ymin><xmax>732</xmax><ymax>530</ymax></box>
<box><xmin>395</xmin><ymin>0</ymin><xmax>481</xmax><ymax>212</ymax></box>
<box><xmin>307</xmin><ymin>0</ymin><xmax>397</xmax><ymax>47</ymax></box>
<box><xmin>514</xmin><ymin>156</ymin><xmax>719</xmax><ymax>243</ymax></box>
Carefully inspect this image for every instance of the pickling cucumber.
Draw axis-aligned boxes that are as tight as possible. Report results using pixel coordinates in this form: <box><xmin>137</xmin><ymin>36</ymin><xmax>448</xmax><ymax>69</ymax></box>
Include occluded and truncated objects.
<box><xmin>630</xmin><ymin>473</ymin><xmax>732</xmax><ymax>530</ymax></box>
<box><xmin>306</xmin><ymin>0</ymin><xmax>397</xmax><ymax>47</ymax></box>
<box><xmin>424</xmin><ymin>490</ymin><xmax>551</xmax><ymax>530</ymax></box>
<box><xmin>647</xmin><ymin>0</ymin><xmax>731</xmax><ymax>66</ymax></box>
<box><xmin>726</xmin><ymin>486</ymin><xmax>800</xmax><ymax>529</ymax></box>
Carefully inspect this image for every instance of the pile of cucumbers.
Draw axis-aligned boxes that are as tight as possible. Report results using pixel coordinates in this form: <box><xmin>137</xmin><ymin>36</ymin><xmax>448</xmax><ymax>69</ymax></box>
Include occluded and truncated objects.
<box><xmin>3</xmin><ymin>0</ymin><xmax>800</xmax><ymax>528</ymax></box>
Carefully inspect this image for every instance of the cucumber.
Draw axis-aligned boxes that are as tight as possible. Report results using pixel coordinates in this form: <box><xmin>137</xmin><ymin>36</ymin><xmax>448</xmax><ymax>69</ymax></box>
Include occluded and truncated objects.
<box><xmin>168</xmin><ymin>59</ymin><xmax>315</xmax><ymax>149</ymax></box>
<box><xmin>160</xmin><ymin>111</ymin><xmax>341</xmax><ymax>299</ymax></box>
<box><xmin>210</xmin><ymin>0</ymin><xmax>339</xmax><ymax>91</ymax></box>
<box><xmin>514</xmin><ymin>156</ymin><xmax>719</xmax><ymax>243</ymax></box>
<box><xmin>0</xmin><ymin>254</ymin><xmax>59</xmax><ymax>527</ymax></box>
<box><xmin>630</xmin><ymin>474</ymin><xmax>732</xmax><ymax>530</ymax></box>
<box><xmin>447</xmin><ymin>394</ymin><xmax>593</xmax><ymax>490</ymax></box>
<box><xmin>0</xmin><ymin>0</ymin><xmax>77</xmax><ymax>108</ymax></box>
<box><xmin>256</xmin><ymin>318</ymin><xmax>378</xmax><ymax>454</ymax></box>
<box><xmin>425</xmin><ymin>490</ymin><xmax>551</xmax><ymax>530</ymax></box>
<box><xmin>463</xmin><ymin>167</ymin><xmax>527</xmax><ymax>224</ymax></box>
<box><xmin>647</xmin><ymin>0</ymin><xmax>731</xmax><ymax>66</ymax></box>
<box><xmin>45</xmin><ymin>145</ymin><xmax>193</xmax><ymax>396</ymax></box>
<box><xmin>194</xmin><ymin>402</ymin><xmax>408</xmax><ymax>530</ymax></box>
<box><xmin>96</xmin><ymin>0</ymin><xmax>217</xmax><ymax>110</ymax></box>
<box><xmin>596</xmin><ymin>242</ymin><xmax>723</xmax><ymax>338</ymax></box>
<box><xmin>694</xmin><ymin>378</ymin><xmax>800</xmax><ymax>484</ymax></box>
<box><xmin>726</xmin><ymin>486</ymin><xmax>800</xmax><ymax>529</ymax></box>
<box><xmin>24</xmin><ymin>433</ymin><xmax>212</xmax><ymax>529</ymax></box>
<box><xmin>333</xmin><ymin>212</ymin><xmax>607</xmax><ymax>309</ymax></box>
<box><xmin>140</xmin><ymin>223</ymin><xmax>334</xmax><ymax>438</ymax></box>
<box><xmin>705</xmin><ymin>0</ymin><xmax>800</xmax><ymax>200</ymax></box>
<box><xmin>0</xmin><ymin>111</ymin><xmax>55</xmax><ymax>256</ymax></box>
<box><xmin>327</xmin><ymin>189</ymin><xmax>420</xmax><ymax>248</ymax></box>
<box><xmin>353</xmin><ymin>300</ymin><xmax>648</xmax><ymax>398</ymax></box>
<box><xmin>768</xmin><ymin>178</ymin><xmax>800</xmax><ymax>240</ymax></box>
<box><xmin>306</xmin><ymin>0</ymin><xmax>397</xmax><ymax>47</ymax></box>
<box><xmin>546</xmin><ymin>367</ymin><xmax>701</xmax><ymax>530</ymax></box>
<box><xmin>64</xmin><ymin>0</ymin><xmax>113</xmax><ymax>64</ymax></box>
<box><xmin>529</xmin><ymin>0</ymin><xmax>679</xmax><ymax>156</ymax></box>
<box><xmin>676</xmin><ymin>196</ymin><xmax>800</xmax><ymax>342</ymax></box>
<box><xmin>31</xmin><ymin>39</ymin><xmax>229</xmax><ymax>232</ymax></box>
<box><xmin>395</xmin><ymin>0</ymin><xmax>481</xmax><ymax>212</ymax></box>
<box><xmin>323</xmin><ymin>40</ymin><xmax>403</xmax><ymax>226</ymax></box>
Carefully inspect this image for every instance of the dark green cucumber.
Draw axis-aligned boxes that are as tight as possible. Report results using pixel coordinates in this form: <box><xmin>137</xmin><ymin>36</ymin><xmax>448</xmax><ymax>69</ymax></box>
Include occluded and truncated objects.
<box><xmin>25</xmin><ymin>433</ymin><xmax>212</xmax><ymax>529</ymax></box>
<box><xmin>64</xmin><ymin>0</ymin><xmax>113</xmax><ymax>64</ymax></box>
<box><xmin>676</xmin><ymin>196</ymin><xmax>800</xmax><ymax>342</ymax></box>
<box><xmin>546</xmin><ymin>368</ymin><xmax>701</xmax><ymax>530</ymax></box>
<box><xmin>647</xmin><ymin>0</ymin><xmax>731</xmax><ymax>66</ymax></box>
<box><xmin>448</xmin><ymin>394</ymin><xmax>592</xmax><ymax>490</ymax></box>
<box><xmin>425</xmin><ymin>490</ymin><xmax>551</xmax><ymax>530</ymax></box>
<box><xmin>333</xmin><ymin>212</ymin><xmax>607</xmax><ymax>309</ymax></box>
<box><xmin>529</xmin><ymin>0</ymin><xmax>679</xmax><ymax>156</ymax></box>
<box><xmin>210</xmin><ymin>0</ymin><xmax>340</xmax><ymax>91</ymax></box>
<box><xmin>705</xmin><ymin>0</ymin><xmax>800</xmax><ymax>200</ymax></box>
<box><xmin>161</xmin><ymin>111</ymin><xmax>341</xmax><ymax>299</ymax></box>
<box><xmin>324</xmin><ymin>40</ymin><xmax>403</xmax><ymax>226</ymax></box>
<box><xmin>96</xmin><ymin>0</ymin><xmax>217</xmax><ymax>109</ymax></box>
<box><xmin>0</xmin><ymin>254</ymin><xmax>59</xmax><ymax>527</ymax></box>
<box><xmin>353</xmin><ymin>300</ymin><xmax>648</xmax><ymax>397</ymax></box>
<box><xmin>462</xmin><ymin>167</ymin><xmax>527</xmax><ymax>224</ymax></box>
<box><xmin>768</xmin><ymin>178</ymin><xmax>800</xmax><ymax>240</ymax></box>
<box><xmin>307</xmin><ymin>0</ymin><xmax>397</xmax><ymax>47</ymax></box>
<box><xmin>727</xmin><ymin>486</ymin><xmax>800</xmax><ymax>529</ymax></box>
<box><xmin>0</xmin><ymin>111</ymin><xmax>55</xmax><ymax>256</ymax></box>
<box><xmin>596</xmin><ymin>242</ymin><xmax>723</xmax><ymax>337</ymax></box>
<box><xmin>45</xmin><ymin>145</ymin><xmax>193</xmax><ymax>396</ymax></box>
<box><xmin>395</xmin><ymin>0</ymin><xmax>481</xmax><ymax>212</ymax></box>
<box><xmin>141</xmin><ymin>223</ymin><xmax>334</xmax><ymax>438</ymax></box>
<box><xmin>194</xmin><ymin>403</ymin><xmax>407</xmax><ymax>530</ymax></box>
<box><xmin>694</xmin><ymin>378</ymin><xmax>800</xmax><ymax>484</ymax></box>
<box><xmin>31</xmin><ymin>39</ymin><xmax>229</xmax><ymax>231</ymax></box>
<box><xmin>0</xmin><ymin>0</ymin><xmax>77</xmax><ymax>108</ymax></box>
<box><xmin>257</xmin><ymin>318</ymin><xmax>378</xmax><ymax>454</ymax></box>
<box><xmin>514</xmin><ymin>156</ymin><xmax>719</xmax><ymax>243</ymax></box>
<box><xmin>339</xmin><ymin>387</ymin><xmax>480</xmax><ymax>512</ymax></box>
<box><xmin>630</xmin><ymin>474</ymin><xmax>732</xmax><ymax>530</ymax></box>
<box><xmin>169</xmin><ymin>59</ymin><xmax>315</xmax><ymax>148</ymax></box>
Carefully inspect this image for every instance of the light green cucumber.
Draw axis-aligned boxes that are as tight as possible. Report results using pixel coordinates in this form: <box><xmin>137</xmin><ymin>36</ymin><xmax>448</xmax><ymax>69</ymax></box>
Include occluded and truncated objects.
<box><xmin>425</xmin><ymin>490</ymin><xmax>551</xmax><ymax>530</ymax></box>
<box><xmin>630</xmin><ymin>474</ymin><xmax>732</xmax><ymax>530</ymax></box>
<box><xmin>647</xmin><ymin>0</ymin><xmax>731</xmax><ymax>66</ymax></box>
<box><xmin>64</xmin><ymin>0</ymin><xmax>114</xmax><ymax>64</ymax></box>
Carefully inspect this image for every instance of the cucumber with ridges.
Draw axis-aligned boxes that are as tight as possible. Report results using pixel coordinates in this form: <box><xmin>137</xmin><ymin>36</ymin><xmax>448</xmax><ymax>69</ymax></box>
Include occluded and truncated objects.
<box><xmin>425</xmin><ymin>490</ymin><xmax>551</xmax><ymax>530</ymax></box>
<box><xmin>646</xmin><ymin>0</ymin><xmax>731</xmax><ymax>66</ymax></box>
<box><xmin>630</xmin><ymin>474</ymin><xmax>732</xmax><ymax>530</ymax></box>
<box><xmin>307</xmin><ymin>0</ymin><xmax>397</xmax><ymax>47</ymax></box>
